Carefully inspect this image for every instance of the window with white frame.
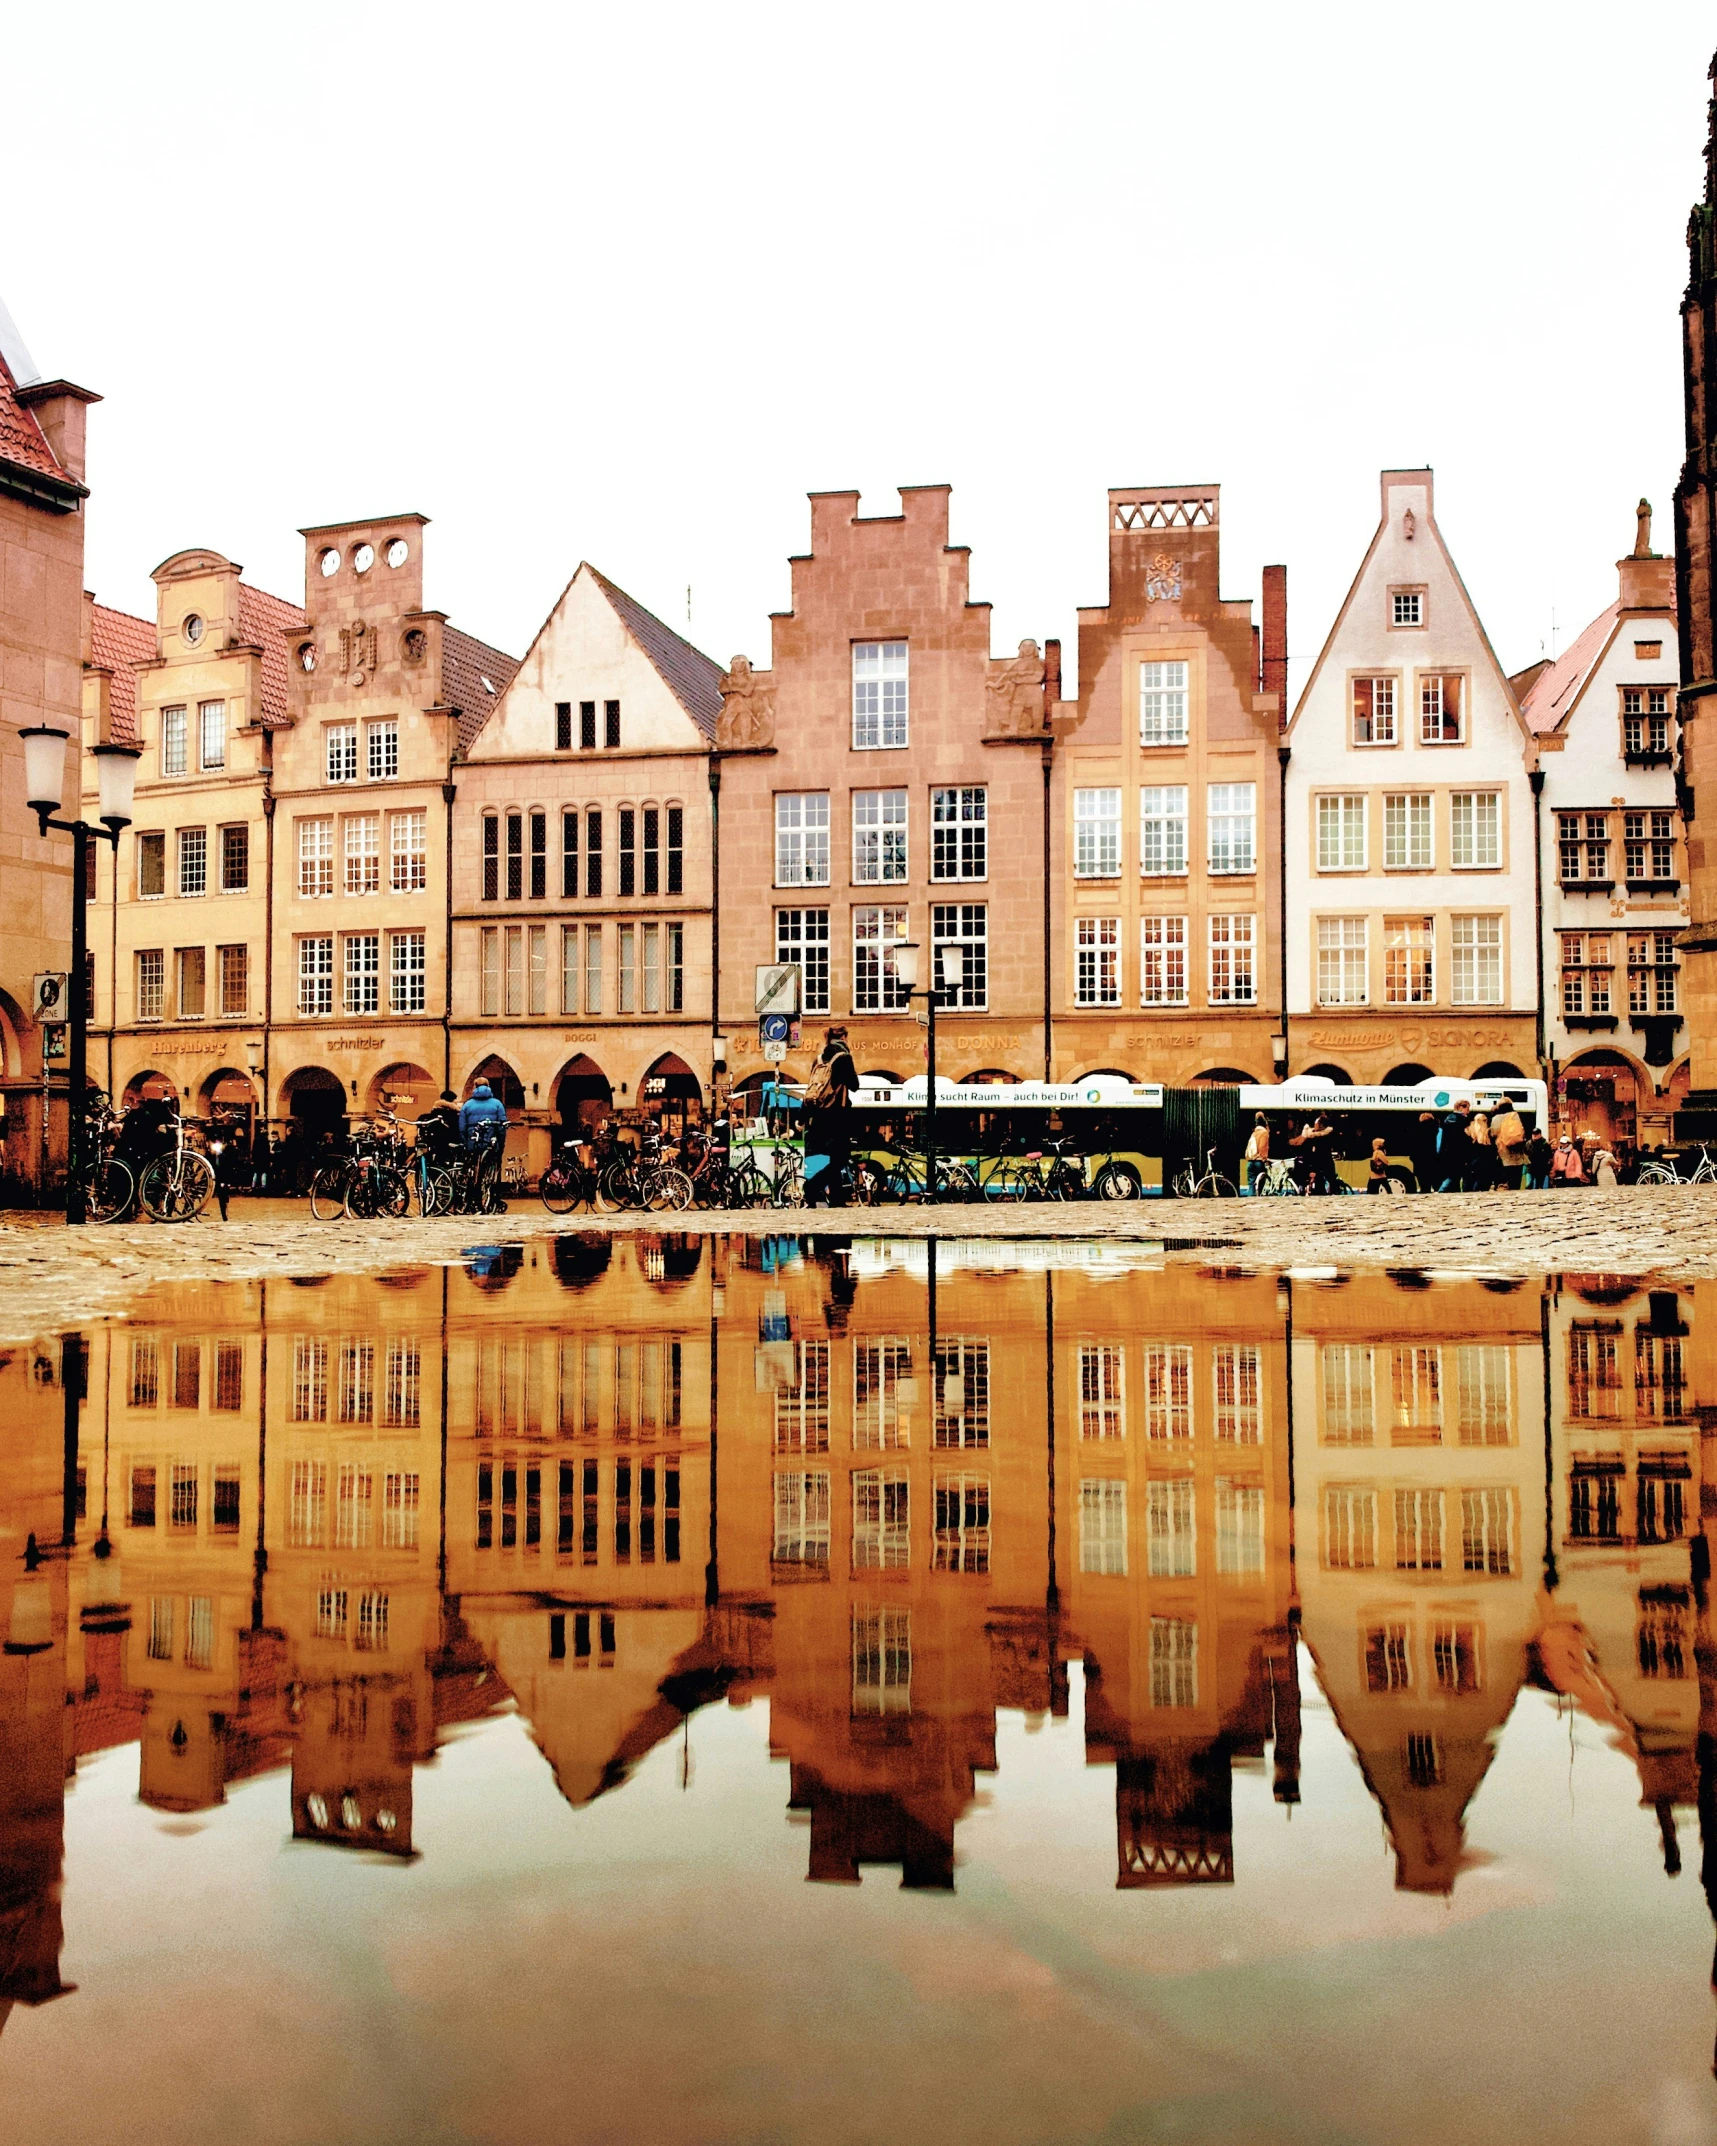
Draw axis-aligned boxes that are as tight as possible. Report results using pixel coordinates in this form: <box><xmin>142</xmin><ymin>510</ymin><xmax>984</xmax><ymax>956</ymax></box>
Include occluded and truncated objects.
<box><xmin>480</xmin><ymin>927</ymin><xmax>499</xmax><ymax>1017</ymax></box>
<box><xmin>775</xmin><ymin>793</ymin><xmax>830</xmax><ymax>885</ymax></box>
<box><xmin>160</xmin><ymin>705</ymin><xmax>187</xmax><ymax>777</ymax></box>
<box><xmin>1384</xmin><ymin>916</ymin><xmax>1434</xmax><ymax>1005</ymax></box>
<box><xmin>931</xmin><ymin>786</ymin><xmax>986</xmax><ymax>879</ymax></box>
<box><xmin>1207</xmin><ymin>783</ymin><xmax>1255</xmax><ymax>874</ymax></box>
<box><xmin>1623</xmin><ymin>685</ymin><xmax>1674</xmax><ymax>758</ymax></box>
<box><xmin>1624</xmin><ymin>809</ymin><xmax>1677</xmax><ymax>884</ymax></box>
<box><xmin>298</xmin><ymin>817</ymin><xmax>333</xmax><ymax>897</ymax></box>
<box><xmin>1324</xmin><ymin>1485</ymin><xmax>1377</xmax><ymax>1569</ymax></box>
<box><xmin>1079</xmin><ymin>1478</ymin><xmax>1127</xmax><ymax>1576</ymax></box>
<box><xmin>198</xmin><ymin>700</ymin><xmax>226</xmax><ymax>771</ymax></box>
<box><xmin>1317</xmin><ymin>916</ymin><xmax>1368</xmax><ymax>1004</ymax></box>
<box><xmin>853</xmin><ymin>790</ymin><xmax>907</xmax><ymax>883</ymax></box>
<box><xmin>617</xmin><ymin>922</ymin><xmax>636</xmax><ymax>1013</ymax></box>
<box><xmin>137</xmin><ymin>948</ymin><xmax>165</xmax><ymax>1021</ymax></box>
<box><xmin>177</xmin><ymin>827</ymin><xmax>207</xmax><ymax>897</ymax></box>
<box><xmin>1558</xmin><ymin>811</ymin><xmax>1611</xmax><ymax>884</ymax></box>
<box><xmin>776</xmin><ymin>908</ymin><xmax>830</xmax><ymax>1013</ymax></box>
<box><xmin>1450</xmin><ymin>915</ymin><xmax>1503</xmax><ymax>1005</ymax></box>
<box><xmin>933</xmin><ymin>1336</ymin><xmax>989</xmax><ymax>1449</ymax></box>
<box><xmin>1075</xmin><ymin>916</ymin><xmax>1120</xmax><ymax>1005</ymax></box>
<box><xmin>853</xmin><ymin>905</ymin><xmax>909</xmax><ymax>1011</ymax></box>
<box><xmin>775</xmin><ymin>1338</ymin><xmax>831</xmax><ymax>1452</ymax></box>
<box><xmin>1383</xmin><ymin>792</ymin><xmax>1432</xmax><ymax>870</ymax></box>
<box><xmin>344</xmin><ymin>813</ymin><xmax>380</xmax><ymax>895</ymax></box>
<box><xmin>391</xmin><ymin>810</ymin><xmax>426</xmax><ymax>891</ymax></box>
<box><xmin>1144</xmin><ymin>1344</ymin><xmax>1192</xmax><ymax>1441</ymax></box>
<box><xmin>1560</xmin><ymin>931</ymin><xmax>1614</xmax><ymax>1018</ymax></box>
<box><xmin>1213</xmin><ymin>1344</ymin><xmax>1261</xmax><ymax>1443</ymax></box>
<box><xmin>852</xmin><ymin>1468</ymin><xmax>910</xmax><ymax>1570</ymax></box>
<box><xmin>1450</xmin><ymin>791</ymin><xmax>1500</xmax><ymax>868</ymax></box>
<box><xmin>1420</xmin><ymin>673</ymin><xmax>1464</xmax><ymax>743</ymax></box>
<box><xmin>326</xmin><ymin>724</ymin><xmax>358</xmax><ymax>783</ymax></box>
<box><xmin>854</xmin><ymin>1335</ymin><xmax>912</xmax><ymax>1448</ymax></box>
<box><xmin>1080</xmin><ymin>1342</ymin><xmax>1125</xmax><ymax>1439</ymax></box>
<box><xmin>298</xmin><ymin>935</ymin><xmax>333</xmax><ymax>1015</ymax></box>
<box><xmin>219</xmin><ymin>943</ymin><xmax>248</xmax><ymax>1016</ymax></box>
<box><xmin>1392</xmin><ymin>590</ymin><xmax>1424</xmax><ymax>628</ymax></box>
<box><xmin>931</xmin><ymin>902</ymin><xmax>986</xmax><ymax>1007</ymax></box>
<box><xmin>1628</xmin><ymin>930</ymin><xmax>1679</xmax><ymax>1014</ymax></box>
<box><xmin>1208</xmin><ymin>913</ymin><xmax>1255</xmax><ymax>1003</ymax></box>
<box><xmin>1139</xmin><ymin>659</ymin><xmax>1189</xmax><ymax>746</ymax></box>
<box><xmin>1322</xmin><ymin>1345</ymin><xmax>1375</xmax><ymax>1445</ymax></box>
<box><xmin>1317</xmin><ymin>794</ymin><xmax>1366</xmax><ymax>872</ymax></box>
<box><xmin>367</xmin><ymin>719</ymin><xmax>398</xmax><ymax>780</ymax></box>
<box><xmin>1461</xmin><ymin>1487</ymin><xmax>1513</xmax><ymax>1576</ymax></box>
<box><xmin>584</xmin><ymin>923</ymin><xmax>602</xmax><ymax>1014</ymax></box>
<box><xmin>560</xmin><ymin>924</ymin><xmax>580</xmax><ymax>1014</ymax></box>
<box><xmin>1074</xmin><ymin>788</ymin><xmax>1121</xmax><ymax>877</ymax></box>
<box><xmin>1352</xmin><ymin>676</ymin><xmax>1397</xmax><ymax>745</ymax></box>
<box><xmin>932</xmin><ymin>1472</ymin><xmax>990</xmax><ymax>1573</ymax></box>
<box><xmin>390</xmin><ymin>930</ymin><xmax>426</xmax><ymax>1013</ymax></box>
<box><xmin>772</xmin><ymin>1471</ymin><xmax>830</xmax><ymax>1566</ymax></box>
<box><xmin>1149</xmin><ymin>1616</ymin><xmax>1197</xmax><ymax>1707</ymax></box>
<box><xmin>1141</xmin><ymin>915</ymin><xmax>1188</xmax><ymax>1006</ymax></box>
<box><xmin>1391</xmin><ymin>1344</ymin><xmax>1442</xmax><ymax>1446</ymax></box>
<box><xmin>1140</xmin><ymin>786</ymin><xmax>1188</xmax><ymax>877</ymax></box>
<box><xmin>344</xmin><ymin>932</ymin><xmax>380</xmax><ymax>1014</ymax></box>
<box><xmin>852</xmin><ymin>1605</ymin><xmax>911</xmax><ymax>1714</ymax></box>
<box><xmin>1216</xmin><ymin>1479</ymin><xmax>1265</xmax><ymax>1577</ymax></box>
<box><xmin>1147</xmin><ymin>1477</ymin><xmax>1196</xmax><ymax>1577</ymax></box>
<box><xmin>852</xmin><ymin>641</ymin><xmax>908</xmax><ymax>749</ymax></box>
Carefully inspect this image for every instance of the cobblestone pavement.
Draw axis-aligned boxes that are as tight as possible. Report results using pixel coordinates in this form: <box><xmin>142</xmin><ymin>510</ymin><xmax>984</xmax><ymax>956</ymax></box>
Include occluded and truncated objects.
<box><xmin>0</xmin><ymin>1187</ymin><xmax>1714</xmax><ymax>1346</ymax></box>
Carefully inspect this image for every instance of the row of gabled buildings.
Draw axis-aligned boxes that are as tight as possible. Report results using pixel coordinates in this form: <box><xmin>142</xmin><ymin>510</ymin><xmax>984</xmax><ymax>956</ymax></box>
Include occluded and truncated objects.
<box><xmin>0</xmin><ymin>280</ymin><xmax>1692</xmax><ymax>1178</ymax></box>
<box><xmin>68</xmin><ymin>474</ymin><xmax>1690</xmax><ymax>1164</ymax></box>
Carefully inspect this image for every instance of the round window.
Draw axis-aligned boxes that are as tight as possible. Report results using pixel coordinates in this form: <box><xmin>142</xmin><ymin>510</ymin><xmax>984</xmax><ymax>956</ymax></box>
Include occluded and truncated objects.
<box><xmin>385</xmin><ymin>538</ymin><xmax>409</xmax><ymax>569</ymax></box>
<box><xmin>183</xmin><ymin>613</ymin><xmax>204</xmax><ymax>645</ymax></box>
<box><xmin>319</xmin><ymin>547</ymin><xmax>340</xmax><ymax>577</ymax></box>
<box><xmin>352</xmin><ymin>542</ymin><xmax>375</xmax><ymax>574</ymax></box>
<box><xmin>298</xmin><ymin>642</ymin><xmax>317</xmax><ymax>673</ymax></box>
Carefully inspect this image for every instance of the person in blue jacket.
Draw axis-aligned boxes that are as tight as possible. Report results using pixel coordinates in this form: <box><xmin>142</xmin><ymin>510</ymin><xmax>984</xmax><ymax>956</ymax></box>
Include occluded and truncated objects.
<box><xmin>459</xmin><ymin>1079</ymin><xmax>509</xmax><ymax>1148</ymax></box>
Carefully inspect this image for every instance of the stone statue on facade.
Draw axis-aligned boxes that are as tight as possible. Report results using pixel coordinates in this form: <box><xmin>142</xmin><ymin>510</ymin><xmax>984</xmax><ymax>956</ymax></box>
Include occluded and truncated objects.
<box><xmin>717</xmin><ymin>655</ymin><xmax>776</xmax><ymax>748</ymax></box>
<box><xmin>985</xmin><ymin>640</ymin><xmax>1046</xmax><ymax>735</ymax></box>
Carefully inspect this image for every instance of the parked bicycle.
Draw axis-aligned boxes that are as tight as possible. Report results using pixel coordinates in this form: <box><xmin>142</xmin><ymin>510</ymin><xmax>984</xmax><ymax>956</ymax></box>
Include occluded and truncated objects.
<box><xmin>138</xmin><ymin>1110</ymin><xmax>217</xmax><ymax>1223</ymax></box>
<box><xmin>71</xmin><ymin>1094</ymin><xmax>135</xmax><ymax>1224</ymax></box>
<box><xmin>1171</xmin><ymin>1144</ymin><xmax>1240</xmax><ymax>1198</ymax></box>
<box><xmin>539</xmin><ymin>1136</ymin><xmax>602</xmax><ymax>1215</ymax></box>
<box><xmin>1637</xmin><ymin>1145</ymin><xmax>1717</xmax><ymax>1186</ymax></box>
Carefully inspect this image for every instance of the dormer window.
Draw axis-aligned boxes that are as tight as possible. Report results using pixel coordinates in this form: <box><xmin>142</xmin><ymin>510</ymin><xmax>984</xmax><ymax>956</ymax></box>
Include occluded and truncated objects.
<box><xmin>1391</xmin><ymin>590</ymin><xmax>1425</xmax><ymax>629</ymax></box>
<box><xmin>183</xmin><ymin>613</ymin><xmax>205</xmax><ymax>647</ymax></box>
<box><xmin>1623</xmin><ymin>686</ymin><xmax>1674</xmax><ymax>761</ymax></box>
<box><xmin>853</xmin><ymin>642</ymin><xmax>908</xmax><ymax>749</ymax></box>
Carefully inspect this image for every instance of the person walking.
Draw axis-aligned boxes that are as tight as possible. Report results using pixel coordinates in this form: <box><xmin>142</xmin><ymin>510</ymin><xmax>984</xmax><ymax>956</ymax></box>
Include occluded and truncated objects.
<box><xmin>803</xmin><ymin>1025</ymin><xmax>858</xmax><ymax>1207</ymax></box>
<box><xmin>1365</xmin><ymin>1137</ymin><xmax>1394</xmax><ymax>1193</ymax></box>
<box><xmin>1490</xmin><ymin>1101</ymin><xmax>1527</xmax><ymax>1190</ymax></box>
<box><xmin>1244</xmin><ymin>1114</ymin><xmax>1270</xmax><ymax>1194</ymax></box>
<box><xmin>1593</xmin><ymin>1142</ymin><xmax>1620</xmax><ymax>1188</ymax></box>
<box><xmin>1407</xmin><ymin>1111</ymin><xmax>1439</xmax><ymax>1194</ymax></box>
<box><xmin>1435</xmin><ymin>1103</ymin><xmax>1471</xmax><ymax>1191</ymax></box>
<box><xmin>1466</xmin><ymin>1108</ymin><xmax>1495</xmax><ymax>1192</ymax></box>
<box><xmin>1524</xmin><ymin>1126</ymin><xmax>1553</xmax><ymax>1190</ymax></box>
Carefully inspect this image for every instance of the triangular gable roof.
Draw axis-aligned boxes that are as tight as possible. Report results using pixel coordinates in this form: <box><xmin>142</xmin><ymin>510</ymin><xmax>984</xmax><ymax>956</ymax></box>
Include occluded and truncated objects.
<box><xmin>236</xmin><ymin>582</ymin><xmax>308</xmax><ymax>727</ymax></box>
<box><xmin>463</xmin><ymin>561</ymin><xmax>722</xmax><ymax>754</ymax></box>
<box><xmin>0</xmin><ymin>347</ymin><xmax>63</xmax><ymax>486</ymax></box>
<box><xmin>1518</xmin><ymin>601</ymin><xmax>1619</xmax><ymax>736</ymax></box>
<box><xmin>88</xmin><ymin>602</ymin><xmax>156</xmax><ymax>746</ymax></box>
<box><xmin>1286</xmin><ymin>470</ymin><xmax>1532</xmax><ymax>750</ymax></box>
<box><xmin>586</xmin><ymin>564</ymin><xmax>724</xmax><ymax>738</ymax></box>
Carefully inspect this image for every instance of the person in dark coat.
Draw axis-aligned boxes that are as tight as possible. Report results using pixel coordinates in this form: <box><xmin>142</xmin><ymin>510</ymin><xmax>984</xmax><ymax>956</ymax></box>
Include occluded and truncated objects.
<box><xmin>804</xmin><ymin>1026</ymin><xmax>858</xmax><ymax>1206</ymax></box>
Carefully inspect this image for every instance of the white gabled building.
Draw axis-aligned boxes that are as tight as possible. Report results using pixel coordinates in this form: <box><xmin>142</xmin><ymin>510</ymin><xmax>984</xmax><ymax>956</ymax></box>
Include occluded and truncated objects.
<box><xmin>1517</xmin><ymin>505</ymin><xmax>1686</xmax><ymax>1150</ymax></box>
<box><xmin>1283</xmin><ymin>469</ymin><xmax>1539</xmax><ymax>1087</ymax></box>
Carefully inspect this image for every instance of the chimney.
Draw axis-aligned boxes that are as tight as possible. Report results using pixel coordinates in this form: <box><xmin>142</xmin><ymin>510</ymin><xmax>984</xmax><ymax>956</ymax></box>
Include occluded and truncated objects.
<box><xmin>16</xmin><ymin>379</ymin><xmax>100</xmax><ymax>488</ymax></box>
<box><xmin>1618</xmin><ymin>498</ymin><xmax>1676</xmax><ymax>613</ymax></box>
<box><xmin>1261</xmin><ymin>564</ymin><xmax>1288</xmax><ymax>724</ymax></box>
<box><xmin>1044</xmin><ymin>637</ymin><xmax>1061</xmax><ymax>709</ymax></box>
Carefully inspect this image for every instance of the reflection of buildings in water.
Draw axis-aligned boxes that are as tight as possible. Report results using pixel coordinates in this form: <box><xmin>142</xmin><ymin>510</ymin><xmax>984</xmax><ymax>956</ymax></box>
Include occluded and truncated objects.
<box><xmin>1292</xmin><ymin>1275</ymin><xmax>1548</xmax><ymax>1894</ymax></box>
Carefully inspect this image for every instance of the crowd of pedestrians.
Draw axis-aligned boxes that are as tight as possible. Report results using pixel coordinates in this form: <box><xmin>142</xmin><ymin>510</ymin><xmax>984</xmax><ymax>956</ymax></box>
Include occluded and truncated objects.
<box><xmin>1242</xmin><ymin>1098</ymin><xmax>1634</xmax><ymax>1194</ymax></box>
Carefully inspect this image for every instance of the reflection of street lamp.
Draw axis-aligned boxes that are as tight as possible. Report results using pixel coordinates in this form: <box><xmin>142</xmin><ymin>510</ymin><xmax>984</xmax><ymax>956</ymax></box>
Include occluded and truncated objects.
<box><xmin>892</xmin><ymin>940</ymin><xmax>963</xmax><ymax>1204</ymax></box>
<box><xmin>4</xmin><ymin>1535</ymin><xmax>52</xmax><ymax>1656</ymax></box>
<box><xmin>23</xmin><ymin>726</ymin><xmax>141</xmax><ymax>1224</ymax></box>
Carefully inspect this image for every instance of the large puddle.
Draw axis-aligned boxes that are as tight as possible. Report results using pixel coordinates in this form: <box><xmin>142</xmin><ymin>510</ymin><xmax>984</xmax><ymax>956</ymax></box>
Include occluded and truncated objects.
<box><xmin>1</xmin><ymin>1235</ymin><xmax>1715</xmax><ymax>2143</ymax></box>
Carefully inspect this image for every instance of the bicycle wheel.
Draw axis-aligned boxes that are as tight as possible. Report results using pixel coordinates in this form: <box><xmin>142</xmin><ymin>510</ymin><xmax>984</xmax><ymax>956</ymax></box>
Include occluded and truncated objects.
<box><xmin>1637</xmin><ymin>1162</ymin><xmax>1678</xmax><ymax>1186</ymax></box>
<box><xmin>850</xmin><ymin>1160</ymin><xmax>884</xmax><ymax>1207</ymax></box>
<box><xmin>374</xmin><ymin>1167</ymin><xmax>412</xmax><ymax>1219</ymax></box>
<box><xmin>646</xmin><ymin>1166</ymin><xmax>694</xmax><ymax>1212</ymax></box>
<box><xmin>1092</xmin><ymin>1162</ymin><xmax>1141</xmax><ymax>1201</ymax></box>
<box><xmin>343</xmin><ymin>1170</ymin><xmax>380</xmax><ymax>1222</ymax></box>
<box><xmin>1200</xmin><ymin>1173</ymin><xmax>1240</xmax><ymax>1198</ymax></box>
<box><xmin>1170</xmin><ymin>1165</ymin><xmax>1197</xmax><ymax>1199</ymax></box>
<box><xmin>540</xmin><ymin>1163</ymin><xmax>581</xmax><ymax>1215</ymax></box>
<box><xmin>308</xmin><ymin>1165</ymin><xmax>350</xmax><ymax>1221</ymax></box>
<box><xmin>86</xmin><ymin>1156</ymin><xmax>134</xmax><ymax>1224</ymax></box>
<box><xmin>141</xmin><ymin>1150</ymin><xmax>216</xmax><ymax>1223</ymax></box>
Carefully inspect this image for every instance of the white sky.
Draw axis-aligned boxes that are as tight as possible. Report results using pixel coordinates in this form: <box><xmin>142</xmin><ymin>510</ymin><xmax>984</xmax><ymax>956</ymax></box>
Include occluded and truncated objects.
<box><xmin>6</xmin><ymin>2</ymin><xmax>1714</xmax><ymax>700</ymax></box>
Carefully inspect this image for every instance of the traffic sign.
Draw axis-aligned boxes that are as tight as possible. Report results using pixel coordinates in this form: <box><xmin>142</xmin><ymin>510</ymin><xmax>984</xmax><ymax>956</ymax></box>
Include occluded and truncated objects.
<box><xmin>755</xmin><ymin>963</ymin><xmax>800</xmax><ymax>1015</ymax></box>
<box><xmin>760</xmin><ymin>1013</ymin><xmax>790</xmax><ymax>1045</ymax></box>
<box><xmin>762</xmin><ymin>1039</ymin><xmax>788</xmax><ymax>1063</ymax></box>
<box><xmin>32</xmin><ymin>973</ymin><xmax>66</xmax><ymax>1021</ymax></box>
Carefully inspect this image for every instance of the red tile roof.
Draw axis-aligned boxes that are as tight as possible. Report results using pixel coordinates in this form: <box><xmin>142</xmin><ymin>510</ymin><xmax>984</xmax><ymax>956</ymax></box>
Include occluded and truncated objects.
<box><xmin>444</xmin><ymin>626</ymin><xmax>522</xmax><ymax>751</ymax></box>
<box><xmin>237</xmin><ymin>581</ymin><xmax>308</xmax><ymax>727</ymax></box>
<box><xmin>0</xmin><ymin>348</ymin><xmax>63</xmax><ymax>484</ymax></box>
<box><xmin>1519</xmin><ymin>602</ymin><xmax>1617</xmax><ymax>734</ymax></box>
<box><xmin>88</xmin><ymin>602</ymin><xmax>155</xmax><ymax>744</ymax></box>
<box><xmin>588</xmin><ymin>564</ymin><xmax>724</xmax><ymax>738</ymax></box>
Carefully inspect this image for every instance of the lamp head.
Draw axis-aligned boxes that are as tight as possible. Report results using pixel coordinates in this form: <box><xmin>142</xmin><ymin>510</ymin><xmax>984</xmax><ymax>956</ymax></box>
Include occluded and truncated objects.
<box><xmin>92</xmin><ymin>741</ymin><xmax>141</xmax><ymax>832</ymax></box>
<box><xmin>937</xmin><ymin>944</ymin><xmax>963</xmax><ymax>992</ymax></box>
<box><xmin>21</xmin><ymin>725</ymin><xmax>69</xmax><ymax>822</ymax></box>
<box><xmin>893</xmin><ymin>940</ymin><xmax>920</xmax><ymax>992</ymax></box>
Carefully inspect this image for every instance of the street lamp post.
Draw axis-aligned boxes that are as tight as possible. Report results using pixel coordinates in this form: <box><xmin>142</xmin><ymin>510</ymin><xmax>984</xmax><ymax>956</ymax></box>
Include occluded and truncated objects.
<box><xmin>21</xmin><ymin>725</ymin><xmax>140</xmax><ymax>1225</ymax></box>
<box><xmin>892</xmin><ymin>940</ymin><xmax>963</xmax><ymax>1205</ymax></box>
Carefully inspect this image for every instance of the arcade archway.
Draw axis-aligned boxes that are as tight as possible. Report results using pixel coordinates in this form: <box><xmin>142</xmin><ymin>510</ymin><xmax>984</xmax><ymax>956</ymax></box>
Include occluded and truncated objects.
<box><xmin>464</xmin><ymin>1055</ymin><xmax>524</xmax><ymax>1117</ymax></box>
<box><xmin>197</xmin><ymin>1068</ymin><xmax>259</xmax><ymax>1142</ymax></box>
<box><xmin>1560</xmin><ymin>1048</ymin><xmax>1648</xmax><ymax>1152</ymax></box>
<box><xmin>279</xmin><ymin>1065</ymin><xmax>347</xmax><ymax>1134</ymax></box>
<box><xmin>122</xmin><ymin>1070</ymin><xmax>179</xmax><ymax>1107</ymax></box>
<box><xmin>640</xmin><ymin>1052</ymin><xmax>703</xmax><ymax>1135</ymax></box>
<box><xmin>368</xmin><ymin>1061</ymin><xmax>437</xmax><ymax>1119</ymax></box>
<box><xmin>554</xmin><ymin>1053</ymin><xmax>613</xmax><ymax>1132</ymax></box>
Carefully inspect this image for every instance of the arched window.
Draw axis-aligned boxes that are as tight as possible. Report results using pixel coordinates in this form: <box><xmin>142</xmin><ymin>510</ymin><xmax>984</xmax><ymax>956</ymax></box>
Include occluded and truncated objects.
<box><xmin>561</xmin><ymin>805</ymin><xmax>579</xmax><ymax>898</ymax></box>
<box><xmin>529</xmin><ymin>808</ymin><xmax>547</xmax><ymax>899</ymax></box>
<box><xmin>642</xmin><ymin>800</ymin><xmax>661</xmax><ymax>896</ymax></box>
<box><xmin>666</xmin><ymin>800</ymin><xmax>684</xmax><ymax>894</ymax></box>
<box><xmin>481</xmin><ymin>813</ymin><xmax>499</xmax><ymax>902</ymax></box>
<box><xmin>618</xmin><ymin>802</ymin><xmax>637</xmax><ymax>895</ymax></box>
<box><xmin>504</xmin><ymin>809</ymin><xmax>524</xmax><ymax>901</ymax></box>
